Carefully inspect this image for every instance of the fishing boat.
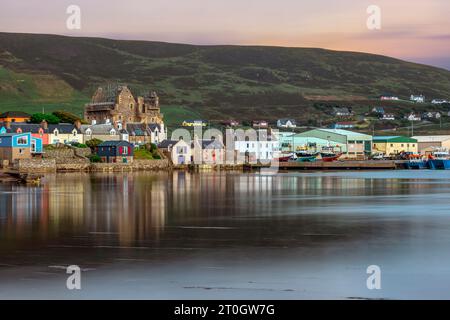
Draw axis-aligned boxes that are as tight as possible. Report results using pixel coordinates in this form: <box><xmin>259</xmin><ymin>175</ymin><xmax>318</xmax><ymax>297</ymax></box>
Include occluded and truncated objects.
<box><xmin>295</xmin><ymin>151</ymin><xmax>317</xmax><ymax>162</ymax></box>
<box><xmin>276</xmin><ymin>153</ymin><xmax>294</xmax><ymax>162</ymax></box>
<box><xmin>405</xmin><ymin>159</ymin><xmax>428</xmax><ymax>169</ymax></box>
<box><xmin>319</xmin><ymin>146</ymin><xmax>342</xmax><ymax>162</ymax></box>
<box><xmin>295</xmin><ymin>147</ymin><xmax>318</xmax><ymax>162</ymax></box>
<box><xmin>427</xmin><ymin>151</ymin><xmax>450</xmax><ymax>170</ymax></box>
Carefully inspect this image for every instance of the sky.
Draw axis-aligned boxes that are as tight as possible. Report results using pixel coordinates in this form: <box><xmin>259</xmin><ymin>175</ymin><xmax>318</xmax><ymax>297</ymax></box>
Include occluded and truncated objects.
<box><xmin>1</xmin><ymin>0</ymin><xmax>449</xmax><ymax>70</ymax></box>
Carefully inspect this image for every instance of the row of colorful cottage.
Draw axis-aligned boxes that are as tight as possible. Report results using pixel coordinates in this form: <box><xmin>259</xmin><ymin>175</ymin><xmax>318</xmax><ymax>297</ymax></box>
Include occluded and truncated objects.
<box><xmin>0</xmin><ymin>130</ymin><xmax>136</xmax><ymax>164</ymax></box>
<box><xmin>0</xmin><ymin>121</ymin><xmax>167</xmax><ymax>146</ymax></box>
<box><xmin>158</xmin><ymin>128</ymin><xmax>450</xmax><ymax>165</ymax></box>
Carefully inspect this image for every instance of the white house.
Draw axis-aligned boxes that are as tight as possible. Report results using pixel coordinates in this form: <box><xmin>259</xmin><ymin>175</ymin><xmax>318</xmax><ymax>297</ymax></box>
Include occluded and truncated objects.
<box><xmin>432</xmin><ymin>99</ymin><xmax>448</xmax><ymax>105</ymax></box>
<box><xmin>380</xmin><ymin>113</ymin><xmax>395</xmax><ymax>120</ymax></box>
<box><xmin>410</xmin><ymin>95</ymin><xmax>425</xmax><ymax>103</ymax></box>
<box><xmin>380</xmin><ymin>96</ymin><xmax>399</xmax><ymax>101</ymax></box>
<box><xmin>405</xmin><ymin>113</ymin><xmax>421</xmax><ymax>121</ymax></box>
<box><xmin>233</xmin><ymin>135</ymin><xmax>280</xmax><ymax>163</ymax></box>
<box><xmin>277</xmin><ymin>119</ymin><xmax>297</xmax><ymax>128</ymax></box>
<box><xmin>158</xmin><ymin>138</ymin><xmax>225</xmax><ymax>165</ymax></box>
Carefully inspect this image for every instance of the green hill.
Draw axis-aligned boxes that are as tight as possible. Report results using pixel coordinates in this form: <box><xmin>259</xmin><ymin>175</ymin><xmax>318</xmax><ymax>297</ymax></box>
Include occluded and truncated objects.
<box><xmin>1</xmin><ymin>32</ymin><xmax>449</xmax><ymax>127</ymax></box>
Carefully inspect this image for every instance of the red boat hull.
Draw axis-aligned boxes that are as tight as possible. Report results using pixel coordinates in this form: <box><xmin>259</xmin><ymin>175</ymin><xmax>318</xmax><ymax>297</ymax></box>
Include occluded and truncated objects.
<box><xmin>321</xmin><ymin>153</ymin><xmax>342</xmax><ymax>162</ymax></box>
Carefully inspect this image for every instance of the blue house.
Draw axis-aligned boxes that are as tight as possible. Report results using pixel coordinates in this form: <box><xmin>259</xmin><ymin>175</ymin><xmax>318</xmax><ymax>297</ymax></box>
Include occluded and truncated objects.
<box><xmin>0</xmin><ymin>132</ymin><xmax>43</xmax><ymax>163</ymax></box>
<box><xmin>96</xmin><ymin>140</ymin><xmax>134</xmax><ymax>163</ymax></box>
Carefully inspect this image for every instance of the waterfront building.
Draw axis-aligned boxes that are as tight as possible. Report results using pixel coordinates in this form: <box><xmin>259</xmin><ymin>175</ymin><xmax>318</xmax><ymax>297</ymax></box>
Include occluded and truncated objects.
<box><xmin>297</xmin><ymin>128</ymin><xmax>373</xmax><ymax>159</ymax></box>
<box><xmin>0</xmin><ymin>132</ymin><xmax>43</xmax><ymax>163</ymax></box>
<box><xmin>233</xmin><ymin>135</ymin><xmax>279</xmax><ymax>162</ymax></box>
<box><xmin>412</xmin><ymin>135</ymin><xmax>450</xmax><ymax>154</ymax></box>
<box><xmin>0</xmin><ymin>111</ymin><xmax>31</xmax><ymax>123</ymax></box>
<box><xmin>373</xmin><ymin>136</ymin><xmax>418</xmax><ymax>156</ymax></box>
<box><xmin>278</xmin><ymin>133</ymin><xmax>343</xmax><ymax>153</ymax></box>
<box><xmin>158</xmin><ymin>138</ymin><xmax>225</xmax><ymax>165</ymax></box>
<box><xmin>96</xmin><ymin>140</ymin><xmax>134</xmax><ymax>163</ymax></box>
<box><xmin>158</xmin><ymin>139</ymin><xmax>191</xmax><ymax>165</ymax></box>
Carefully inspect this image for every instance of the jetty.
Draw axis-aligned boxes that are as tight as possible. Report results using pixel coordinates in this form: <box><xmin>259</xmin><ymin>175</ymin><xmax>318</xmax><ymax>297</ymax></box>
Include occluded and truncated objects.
<box><xmin>245</xmin><ymin>160</ymin><xmax>402</xmax><ymax>171</ymax></box>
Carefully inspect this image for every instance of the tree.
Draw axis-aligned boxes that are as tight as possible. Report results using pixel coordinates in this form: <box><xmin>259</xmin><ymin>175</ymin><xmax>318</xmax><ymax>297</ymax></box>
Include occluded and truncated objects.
<box><xmin>30</xmin><ymin>113</ymin><xmax>60</xmax><ymax>124</ymax></box>
<box><xmin>85</xmin><ymin>138</ymin><xmax>103</xmax><ymax>150</ymax></box>
<box><xmin>52</xmin><ymin>110</ymin><xmax>83</xmax><ymax>124</ymax></box>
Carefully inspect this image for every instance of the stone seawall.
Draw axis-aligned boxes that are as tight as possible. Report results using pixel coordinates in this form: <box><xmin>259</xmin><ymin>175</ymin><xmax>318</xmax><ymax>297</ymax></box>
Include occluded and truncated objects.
<box><xmin>43</xmin><ymin>147</ymin><xmax>91</xmax><ymax>163</ymax></box>
<box><xmin>89</xmin><ymin>159</ymin><xmax>169</xmax><ymax>172</ymax></box>
<box><xmin>15</xmin><ymin>159</ymin><xmax>57</xmax><ymax>173</ymax></box>
<box><xmin>16</xmin><ymin>158</ymin><xmax>169</xmax><ymax>172</ymax></box>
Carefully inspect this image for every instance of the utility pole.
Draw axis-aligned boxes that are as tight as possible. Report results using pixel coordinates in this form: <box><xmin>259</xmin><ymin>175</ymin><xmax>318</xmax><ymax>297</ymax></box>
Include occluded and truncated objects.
<box><xmin>411</xmin><ymin>120</ymin><xmax>414</xmax><ymax>137</ymax></box>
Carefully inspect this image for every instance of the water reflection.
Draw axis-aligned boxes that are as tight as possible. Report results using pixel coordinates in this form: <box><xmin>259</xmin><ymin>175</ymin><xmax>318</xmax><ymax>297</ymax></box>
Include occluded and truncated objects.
<box><xmin>1</xmin><ymin>171</ymin><xmax>450</xmax><ymax>248</ymax></box>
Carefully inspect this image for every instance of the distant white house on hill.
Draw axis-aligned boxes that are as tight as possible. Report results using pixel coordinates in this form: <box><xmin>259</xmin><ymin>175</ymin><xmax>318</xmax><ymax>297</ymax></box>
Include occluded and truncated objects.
<box><xmin>277</xmin><ymin>119</ymin><xmax>297</xmax><ymax>128</ymax></box>
<box><xmin>410</xmin><ymin>94</ymin><xmax>425</xmax><ymax>103</ymax></box>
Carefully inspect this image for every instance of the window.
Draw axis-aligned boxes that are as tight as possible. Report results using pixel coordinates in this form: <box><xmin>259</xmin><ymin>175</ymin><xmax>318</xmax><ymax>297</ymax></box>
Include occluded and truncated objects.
<box><xmin>17</xmin><ymin>136</ymin><xmax>28</xmax><ymax>145</ymax></box>
<box><xmin>123</xmin><ymin>146</ymin><xmax>128</xmax><ymax>155</ymax></box>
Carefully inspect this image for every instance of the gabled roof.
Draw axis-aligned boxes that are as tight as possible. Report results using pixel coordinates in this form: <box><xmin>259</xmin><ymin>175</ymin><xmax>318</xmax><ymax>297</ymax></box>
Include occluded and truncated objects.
<box><xmin>126</xmin><ymin>123</ymin><xmax>161</xmax><ymax>136</ymax></box>
<box><xmin>199</xmin><ymin>139</ymin><xmax>224</xmax><ymax>149</ymax></box>
<box><xmin>0</xmin><ymin>111</ymin><xmax>31</xmax><ymax>118</ymax></box>
<box><xmin>0</xmin><ymin>132</ymin><xmax>31</xmax><ymax>137</ymax></box>
<box><xmin>277</xmin><ymin>119</ymin><xmax>296</xmax><ymax>125</ymax></box>
<box><xmin>48</xmin><ymin>123</ymin><xmax>80</xmax><ymax>133</ymax></box>
<box><xmin>158</xmin><ymin>139</ymin><xmax>179</xmax><ymax>148</ymax></box>
<box><xmin>81</xmin><ymin>124</ymin><xmax>117</xmax><ymax>134</ymax></box>
<box><xmin>0</xmin><ymin>122</ymin><xmax>44</xmax><ymax>133</ymax></box>
<box><xmin>98</xmin><ymin>140</ymin><xmax>133</xmax><ymax>147</ymax></box>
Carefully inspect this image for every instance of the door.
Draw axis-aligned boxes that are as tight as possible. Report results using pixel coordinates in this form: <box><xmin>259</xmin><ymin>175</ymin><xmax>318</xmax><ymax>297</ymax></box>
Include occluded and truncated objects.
<box><xmin>178</xmin><ymin>155</ymin><xmax>185</xmax><ymax>164</ymax></box>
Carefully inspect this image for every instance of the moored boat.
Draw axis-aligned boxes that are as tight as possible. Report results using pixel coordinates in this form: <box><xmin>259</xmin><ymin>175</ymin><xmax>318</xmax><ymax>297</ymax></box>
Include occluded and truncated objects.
<box><xmin>320</xmin><ymin>152</ymin><xmax>342</xmax><ymax>162</ymax></box>
<box><xmin>427</xmin><ymin>151</ymin><xmax>450</xmax><ymax>170</ymax></box>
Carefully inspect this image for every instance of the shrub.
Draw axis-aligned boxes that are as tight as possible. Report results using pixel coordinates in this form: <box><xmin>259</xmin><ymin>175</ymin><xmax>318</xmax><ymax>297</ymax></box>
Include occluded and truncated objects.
<box><xmin>85</xmin><ymin>138</ymin><xmax>103</xmax><ymax>150</ymax></box>
<box><xmin>88</xmin><ymin>154</ymin><xmax>102</xmax><ymax>163</ymax></box>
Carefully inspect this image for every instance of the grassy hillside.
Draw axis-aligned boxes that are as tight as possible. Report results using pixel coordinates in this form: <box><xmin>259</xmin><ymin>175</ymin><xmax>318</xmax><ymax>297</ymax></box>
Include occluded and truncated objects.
<box><xmin>1</xmin><ymin>32</ymin><xmax>449</xmax><ymax>127</ymax></box>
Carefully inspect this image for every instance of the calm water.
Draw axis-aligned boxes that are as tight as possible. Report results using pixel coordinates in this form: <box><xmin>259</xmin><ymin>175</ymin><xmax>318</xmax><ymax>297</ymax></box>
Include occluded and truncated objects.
<box><xmin>1</xmin><ymin>170</ymin><xmax>450</xmax><ymax>299</ymax></box>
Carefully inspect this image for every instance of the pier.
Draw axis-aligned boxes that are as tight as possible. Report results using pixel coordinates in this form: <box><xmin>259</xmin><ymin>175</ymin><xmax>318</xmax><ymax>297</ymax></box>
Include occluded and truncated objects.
<box><xmin>245</xmin><ymin>160</ymin><xmax>403</xmax><ymax>170</ymax></box>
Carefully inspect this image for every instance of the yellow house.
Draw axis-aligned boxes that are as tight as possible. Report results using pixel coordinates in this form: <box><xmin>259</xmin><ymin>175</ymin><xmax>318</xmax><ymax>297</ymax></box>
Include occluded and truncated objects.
<box><xmin>373</xmin><ymin>136</ymin><xmax>418</xmax><ymax>155</ymax></box>
<box><xmin>48</xmin><ymin>124</ymin><xmax>84</xmax><ymax>144</ymax></box>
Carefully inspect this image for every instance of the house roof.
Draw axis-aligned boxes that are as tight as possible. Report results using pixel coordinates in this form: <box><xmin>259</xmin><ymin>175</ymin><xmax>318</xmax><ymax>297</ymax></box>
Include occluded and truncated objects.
<box><xmin>0</xmin><ymin>132</ymin><xmax>31</xmax><ymax>137</ymax></box>
<box><xmin>315</xmin><ymin>128</ymin><xmax>371</xmax><ymax>139</ymax></box>
<box><xmin>48</xmin><ymin>123</ymin><xmax>80</xmax><ymax>133</ymax></box>
<box><xmin>0</xmin><ymin>123</ymin><xmax>44</xmax><ymax>133</ymax></box>
<box><xmin>277</xmin><ymin>118</ymin><xmax>296</xmax><ymax>124</ymax></box>
<box><xmin>126</xmin><ymin>123</ymin><xmax>160</xmax><ymax>136</ymax></box>
<box><xmin>199</xmin><ymin>139</ymin><xmax>224</xmax><ymax>149</ymax></box>
<box><xmin>0</xmin><ymin>111</ymin><xmax>31</xmax><ymax>118</ymax></box>
<box><xmin>412</xmin><ymin>135</ymin><xmax>450</xmax><ymax>143</ymax></box>
<box><xmin>81</xmin><ymin>124</ymin><xmax>116</xmax><ymax>134</ymax></box>
<box><xmin>98</xmin><ymin>140</ymin><xmax>133</xmax><ymax>147</ymax></box>
<box><xmin>373</xmin><ymin>136</ymin><xmax>417</xmax><ymax>143</ymax></box>
<box><xmin>158</xmin><ymin>139</ymin><xmax>179</xmax><ymax>149</ymax></box>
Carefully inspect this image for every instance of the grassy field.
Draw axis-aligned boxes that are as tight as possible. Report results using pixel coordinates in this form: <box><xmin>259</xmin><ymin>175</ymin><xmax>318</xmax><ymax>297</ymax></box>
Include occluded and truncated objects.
<box><xmin>0</xmin><ymin>32</ymin><xmax>449</xmax><ymax>127</ymax></box>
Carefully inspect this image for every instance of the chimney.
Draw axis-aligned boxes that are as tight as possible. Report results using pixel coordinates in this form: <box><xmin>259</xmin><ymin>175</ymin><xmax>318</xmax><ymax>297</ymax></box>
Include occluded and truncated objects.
<box><xmin>41</xmin><ymin>120</ymin><xmax>48</xmax><ymax>130</ymax></box>
<box><xmin>74</xmin><ymin>119</ymin><xmax>81</xmax><ymax>130</ymax></box>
